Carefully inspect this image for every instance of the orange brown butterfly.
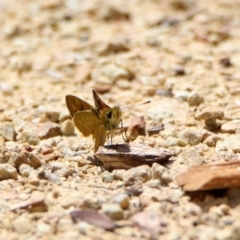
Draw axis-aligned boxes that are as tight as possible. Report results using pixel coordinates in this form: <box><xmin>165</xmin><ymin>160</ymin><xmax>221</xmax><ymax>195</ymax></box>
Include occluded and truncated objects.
<box><xmin>66</xmin><ymin>90</ymin><xmax>150</xmax><ymax>152</ymax></box>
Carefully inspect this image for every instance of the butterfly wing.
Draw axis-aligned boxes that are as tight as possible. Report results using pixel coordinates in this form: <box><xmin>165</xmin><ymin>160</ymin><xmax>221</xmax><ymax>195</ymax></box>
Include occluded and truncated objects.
<box><xmin>93</xmin><ymin>124</ymin><xmax>106</xmax><ymax>152</ymax></box>
<box><xmin>66</xmin><ymin>95</ymin><xmax>95</xmax><ymax>118</ymax></box>
<box><xmin>73</xmin><ymin>110</ymin><xmax>107</xmax><ymax>152</ymax></box>
<box><xmin>92</xmin><ymin>90</ymin><xmax>110</xmax><ymax>110</ymax></box>
<box><xmin>73</xmin><ymin>110</ymin><xmax>101</xmax><ymax>137</ymax></box>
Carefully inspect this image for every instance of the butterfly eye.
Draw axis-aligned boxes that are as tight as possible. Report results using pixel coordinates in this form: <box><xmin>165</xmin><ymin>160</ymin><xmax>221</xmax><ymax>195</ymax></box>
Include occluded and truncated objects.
<box><xmin>106</xmin><ymin>111</ymin><xmax>112</xmax><ymax>119</ymax></box>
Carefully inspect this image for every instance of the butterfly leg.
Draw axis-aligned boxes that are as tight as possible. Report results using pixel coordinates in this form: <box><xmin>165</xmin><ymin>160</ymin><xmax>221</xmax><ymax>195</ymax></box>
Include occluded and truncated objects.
<box><xmin>107</xmin><ymin>130</ymin><xmax>111</xmax><ymax>145</ymax></box>
<box><xmin>109</xmin><ymin>129</ymin><xmax>113</xmax><ymax>145</ymax></box>
<box><xmin>119</xmin><ymin>119</ymin><xmax>129</xmax><ymax>144</ymax></box>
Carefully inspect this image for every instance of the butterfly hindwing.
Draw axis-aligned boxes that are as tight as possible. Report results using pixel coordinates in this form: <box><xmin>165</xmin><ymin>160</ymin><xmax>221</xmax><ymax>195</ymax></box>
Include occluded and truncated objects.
<box><xmin>73</xmin><ymin>110</ymin><xmax>101</xmax><ymax>137</ymax></box>
<box><xmin>92</xmin><ymin>124</ymin><xmax>106</xmax><ymax>152</ymax></box>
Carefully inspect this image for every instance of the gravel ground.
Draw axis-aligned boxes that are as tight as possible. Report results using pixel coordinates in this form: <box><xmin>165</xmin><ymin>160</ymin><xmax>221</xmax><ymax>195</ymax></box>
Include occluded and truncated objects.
<box><xmin>1</xmin><ymin>0</ymin><xmax>240</xmax><ymax>239</ymax></box>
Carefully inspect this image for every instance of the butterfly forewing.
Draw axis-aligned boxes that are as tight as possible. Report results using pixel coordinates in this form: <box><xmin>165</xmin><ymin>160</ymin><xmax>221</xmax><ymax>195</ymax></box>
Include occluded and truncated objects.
<box><xmin>66</xmin><ymin>95</ymin><xmax>94</xmax><ymax>118</ymax></box>
<box><xmin>92</xmin><ymin>90</ymin><xmax>110</xmax><ymax>110</ymax></box>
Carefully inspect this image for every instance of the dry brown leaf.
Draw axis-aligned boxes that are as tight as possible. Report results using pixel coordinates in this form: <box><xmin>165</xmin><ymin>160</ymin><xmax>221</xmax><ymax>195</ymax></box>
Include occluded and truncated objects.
<box><xmin>126</xmin><ymin>115</ymin><xmax>145</xmax><ymax>142</ymax></box>
<box><xmin>70</xmin><ymin>209</ymin><xmax>116</xmax><ymax>231</ymax></box>
<box><xmin>176</xmin><ymin>161</ymin><xmax>240</xmax><ymax>191</ymax></box>
<box><xmin>147</xmin><ymin>124</ymin><xmax>164</xmax><ymax>136</ymax></box>
<box><xmin>95</xmin><ymin>143</ymin><xmax>173</xmax><ymax>169</ymax></box>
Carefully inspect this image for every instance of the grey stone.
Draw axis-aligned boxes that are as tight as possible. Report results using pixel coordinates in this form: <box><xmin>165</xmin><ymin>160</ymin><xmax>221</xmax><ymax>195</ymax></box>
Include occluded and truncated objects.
<box><xmin>151</xmin><ymin>163</ymin><xmax>172</xmax><ymax>185</ymax></box>
<box><xmin>38</xmin><ymin>122</ymin><xmax>61</xmax><ymax>139</ymax></box>
<box><xmin>178</xmin><ymin>128</ymin><xmax>203</xmax><ymax>145</ymax></box>
<box><xmin>122</xmin><ymin>165</ymin><xmax>151</xmax><ymax>185</ymax></box>
<box><xmin>180</xmin><ymin>148</ymin><xmax>204</xmax><ymax>166</ymax></box>
<box><xmin>19</xmin><ymin>164</ymin><xmax>33</xmax><ymax>177</ymax></box>
<box><xmin>187</xmin><ymin>92</ymin><xmax>204</xmax><ymax>106</ymax></box>
<box><xmin>101</xmin><ymin>171</ymin><xmax>114</xmax><ymax>183</ymax></box>
<box><xmin>21</xmin><ymin>131</ymin><xmax>40</xmax><ymax>145</ymax></box>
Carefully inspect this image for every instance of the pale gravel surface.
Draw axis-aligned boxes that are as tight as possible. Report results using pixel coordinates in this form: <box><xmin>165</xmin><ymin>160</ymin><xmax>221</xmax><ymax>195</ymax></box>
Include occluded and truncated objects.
<box><xmin>1</xmin><ymin>0</ymin><xmax>240</xmax><ymax>239</ymax></box>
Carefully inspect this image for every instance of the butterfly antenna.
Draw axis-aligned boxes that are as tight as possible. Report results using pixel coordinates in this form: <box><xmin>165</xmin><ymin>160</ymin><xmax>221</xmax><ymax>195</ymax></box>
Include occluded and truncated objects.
<box><xmin>120</xmin><ymin>101</ymin><xmax>151</xmax><ymax>110</ymax></box>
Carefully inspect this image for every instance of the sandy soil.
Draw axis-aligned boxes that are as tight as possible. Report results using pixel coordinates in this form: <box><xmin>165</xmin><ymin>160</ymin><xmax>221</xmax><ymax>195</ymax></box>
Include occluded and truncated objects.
<box><xmin>1</xmin><ymin>0</ymin><xmax>240</xmax><ymax>239</ymax></box>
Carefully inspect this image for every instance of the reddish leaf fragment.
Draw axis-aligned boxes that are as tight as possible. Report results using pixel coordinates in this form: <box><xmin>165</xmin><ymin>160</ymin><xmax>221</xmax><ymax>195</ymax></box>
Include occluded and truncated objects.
<box><xmin>176</xmin><ymin>161</ymin><xmax>240</xmax><ymax>191</ymax></box>
<box><xmin>70</xmin><ymin>209</ymin><xmax>116</xmax><ymax>231</ymax></box>
<box><xmin>127</xmin><ymin>116</ymin><xmax>146</xmax><ymax>142</ymax></box>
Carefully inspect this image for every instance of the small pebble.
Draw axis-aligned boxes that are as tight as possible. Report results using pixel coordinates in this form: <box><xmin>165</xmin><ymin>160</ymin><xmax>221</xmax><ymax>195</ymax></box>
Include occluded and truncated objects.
<box><xmin>187</xmin><ymin>92</ymin><xmax>204</xmax><ymax>106</ymax></box>
<box><xmin>173</xmin><ymin>91</ymin><xmax>190</xmax><ymax>101</ymax></box>
<box><xmin>180</xmin><ymin>148</ymin><xmax>204</xmax><ymax>166</ymax></box>
<box><xmin>114</xmin><ymin>193</ymin><xmax>130</xmax><ymax>209</ymax></box>
<box><xmin>0</xmin><ymin>82</ymin><xmax>13</xmax><ymax>94</ymax></box>
<box><xmin>61</xmin><ymin>119</ymin><xmax>75</xmax><ymax>136</ymax></box>
<box><xmin>147</xmin><ymin>179</ymin><xmax>161</xmax><ymax>188</ymax></box>
<box><xmin>209</xmin><ymin>204</ymin><xmax>230</xmax><ymax>217</ymax></box>
<box><xmin>28</xmin><ymin>178</ymin><xmax>40</xmax><ymax>186</ymax></box>
<box><xmin>101</xmin><ymin>171</ymin><xmax>114</xmax><ymax>183</ymax></box>
<box><xmin>151</xmin><ymin>163</ymin><xmax>172</xmax><ymax>185</ymax></box>
<box><xmin>219</xmin><ymin>57</ymin><xmax>232</xmax><ymax>67</ymax></box>
<box><xmin>0</xmin><ymin>163</ymin><xmax>18</xmax><ymax>180</ymax></box>
<box><xmin>59</xmin><ymin>111</ymin><xmax>71</xmax><ymax>123</ymax></box>
<box><xmin>21</xmin><ymin>131</ymin><xmax>40</xmax><ymax>145</ymax></box>
<box><xmin>178</xmin><ymin>128</ymin><xmax>203</xmax><ymax>146</ymax></box>
<box><xmin>165</xmin><ymin>136</ymin><xmax>187</xmax><ymax>147</ymax></box>
<box><xmin>205</xmin><ymin>118</ymin><xmax>223</xmax><ymax>130</ymax></box>
<box><xmin>44</xmin><ymin>111</ymin><xmax>60</xmax><ymax>123</ymax></box>
<box><xmin>101</xmin><ymin>203</ymin><xmax>124</xmax><ymax>220</ymax></box>
<box><xmin>122</xmin><ymin>165</ymin><xmax>151</xmax><ymax>185</ymax></box>
<box><xmin>0</xmin><ymin>122</ymin><xmax>16</xmax><ymax>141</ymax></box>
<box><xmin>19</xmin><ymin>164</ymin><xmax>33</xmax><ymax>177</ymax></box>
<box><xmin>116</xmin><ymin>79</ymin><xmax>131</xmax><ymax>89</ymax></box>
<box><xmin>98</xmin><ymin>4</ymin><xmax>130</xmax><ymax>21</ymax></box>
<box><xmin>221</xmin><ymin>122</ymin><xmax>238</xmax><ymax>133</ymax></box>
<box><xmin>112</xmin><ymin>169</ymin><xmax>126</xmax><ymax>181</ymax></box>
<box><xmin>12</xmin><ymin>216</ymin><xmax>33</xmax><ymax>233</ymax></box>
<box><xmin>38</xmin><ymin>122</ymin><xmax>61</xmax><ymax>139</ymax></box>
<box><xmin>203</xmin><ymin>134</ymin><xmax>220</xmax><ymax>147</ymax></box>
<box><xmin>224</xmin><ymin>135</ymin><xmax>240</xmax><ymax>153</ymax></box>
<box><xmin>21</xmin><ymin>151</ymin><xmax>42</xmax><ymax>168</ymax></box>
<box><xmin>36</xmin><ymin>221</ymin><xmax>52</xmax><ymax>234</ymax></box>
<box><xmin>100</xmin><ymin>64</ymin><xmax>133</xmax><ymax>83</ymax></box>
<box><xmin>96</xmin><ymin>39</ymin><xmax>129</xmax><ymax>55</ymax></box>
<box><xmin>196</xmin><ymin>109</ymin><xmax>224</xmax><ymax>120</ymax></box>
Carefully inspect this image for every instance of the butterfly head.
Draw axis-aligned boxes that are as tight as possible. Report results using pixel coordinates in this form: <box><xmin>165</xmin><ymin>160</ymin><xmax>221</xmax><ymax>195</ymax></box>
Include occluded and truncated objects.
<box><xmin>102</xmin><ymin>107</ymin><xmax>122</xmax><ymax>130</ymax></box>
